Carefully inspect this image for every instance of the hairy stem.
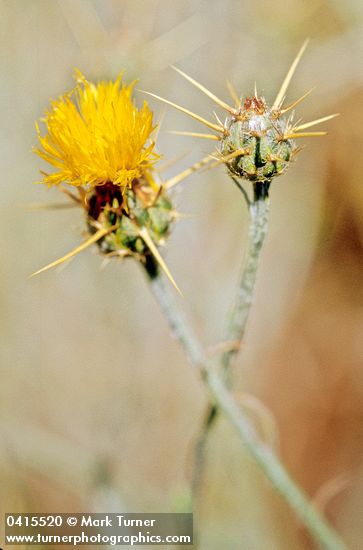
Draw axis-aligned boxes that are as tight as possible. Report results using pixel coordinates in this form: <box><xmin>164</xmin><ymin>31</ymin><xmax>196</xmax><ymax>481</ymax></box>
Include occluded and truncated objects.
<box><xmin>222</xmin><ymin>195</ymin><xmax>270</xmax><ymax>381</ymax></box>
<box><xmin>148</xmin><ymin>271</ymin><xmax>349</xmax><ymax>550</ymax></box>
<box><xmin>192</xmin><ymin>192</ymin><xmax>270</xmax><ymax>506</ymax></box>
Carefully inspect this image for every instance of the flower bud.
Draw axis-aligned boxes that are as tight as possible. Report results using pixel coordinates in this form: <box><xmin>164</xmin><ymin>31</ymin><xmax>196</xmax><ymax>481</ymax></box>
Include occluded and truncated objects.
<box><xmin>220</xmin><ymin>96</ymin><xmax>296</xmax><ymax>183</ymax></box>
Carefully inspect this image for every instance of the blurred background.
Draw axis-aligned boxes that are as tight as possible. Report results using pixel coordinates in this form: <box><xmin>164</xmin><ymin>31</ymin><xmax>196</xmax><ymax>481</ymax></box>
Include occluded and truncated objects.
<box><xmin>1</xmin><ymin>0</ymin><xmax>363</xmax><ymax>548</ymax></box>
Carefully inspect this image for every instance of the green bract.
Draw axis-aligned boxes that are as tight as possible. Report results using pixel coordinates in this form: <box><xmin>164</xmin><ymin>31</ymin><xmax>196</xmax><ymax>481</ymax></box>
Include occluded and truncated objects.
<box><xmin>87</xmin><ymin>182</ymin><xmax>174</xmax><ymax>258</ymax></box>
<box><xmin>220</xmin><ymin>97</ymin><xmax>296</xmax><ymax>183</ymax></box>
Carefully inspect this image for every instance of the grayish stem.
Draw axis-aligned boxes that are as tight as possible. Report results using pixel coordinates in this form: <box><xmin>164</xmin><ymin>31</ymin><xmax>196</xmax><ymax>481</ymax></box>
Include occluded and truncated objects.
<box><xmin>192</xmin><ymin>196</ymin><xmax>270</xmax><ymax>504</ymax></box>
<box><xmin>149</xmin><ymin>273</ymin><xmax>349</xmax><ymax>550</ymax></box>
<box><xmin>150</xmin><ymin>273</ymin><xmax>204</xmax><ymax>367</ymax></box>
<box><xmin>222</xmin><ymin>197</ymin><xmax>270</xmax><ymax>380</ymax></box>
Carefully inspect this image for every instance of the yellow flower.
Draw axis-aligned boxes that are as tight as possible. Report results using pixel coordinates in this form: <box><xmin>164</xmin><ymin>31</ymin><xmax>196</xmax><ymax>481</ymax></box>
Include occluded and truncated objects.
<box><xmin>34</xmin><ymin>70</ymin><xmax>158</xmax><ymax>190</ymax></box>
<box><xmin>32</xmin><ymin>71</ymin><xmax>184</xmax><ymax>292</ymax></box>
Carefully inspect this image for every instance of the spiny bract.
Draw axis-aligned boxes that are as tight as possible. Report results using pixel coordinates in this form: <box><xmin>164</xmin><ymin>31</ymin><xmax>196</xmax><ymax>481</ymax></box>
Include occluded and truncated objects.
<box><xmin>143</xmin><ymin>41</ymin><xmax>338</xmax><ymax>197</ymax></box>
<box><xmin>220</xmin><ymin>96</ymin><xmax>295</xmax><ymax>182</ymax></box>
<box><xmin>33</xmin><ymin>71</ymin><xmax>182</xmax><ymax>291</ymax></box>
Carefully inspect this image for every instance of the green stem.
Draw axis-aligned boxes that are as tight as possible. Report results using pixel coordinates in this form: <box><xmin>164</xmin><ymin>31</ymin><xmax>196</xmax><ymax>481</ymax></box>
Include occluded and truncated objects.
<box><xmin>148</xmin><ymin>272</ymin><xmax>349</xmax><ymax>550</ymax></box>
<box><xmin>190</xmin><ymin>402</ymin><xmax>217</xmax><ymax>500</ymax></box>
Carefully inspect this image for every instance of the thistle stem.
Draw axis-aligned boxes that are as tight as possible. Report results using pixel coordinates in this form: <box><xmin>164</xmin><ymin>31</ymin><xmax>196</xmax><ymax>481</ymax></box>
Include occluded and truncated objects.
<box><xmin>222</xmin><ymin>192</ymin><xmax>270</xmax><ymax>381</ymax></box>
<box><xmin>149</xmin><ymin>269</ymin><xmax>204</xmax><ymax>368</ymax></box>
<box><xmin>147</xmin><ymin>270</ymin><xmax>349</xmax><ymax>550</ymax></box>
<box><xmin>192</xmin><ymin>189</ymin><xmax>270</xmax><ymax>504</ymax></box>
<box><xmin>204</xmin><ymin>368</ymin><xmax>349</xmax><ymax>550</ymax></box>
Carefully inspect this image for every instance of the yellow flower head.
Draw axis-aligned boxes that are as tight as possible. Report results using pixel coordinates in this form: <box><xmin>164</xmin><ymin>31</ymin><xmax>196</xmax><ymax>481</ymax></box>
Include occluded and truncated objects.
<box><xmin>32</xmin><ymin>71</ymin><xmax>184</xmax><ymax>291</ymax></box>
<box><xmin>35</xmin><ymin>70</ymin><xmax>158</xmax><ymax>190</ymax></box>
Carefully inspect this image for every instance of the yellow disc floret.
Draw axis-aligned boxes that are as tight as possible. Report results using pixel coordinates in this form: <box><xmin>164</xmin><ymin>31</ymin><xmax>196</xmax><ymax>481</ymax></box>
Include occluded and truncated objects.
<box><xmin>34</xmin><ymin>70</ymin><xmax>158</xmax><ymax>189</ymax></box>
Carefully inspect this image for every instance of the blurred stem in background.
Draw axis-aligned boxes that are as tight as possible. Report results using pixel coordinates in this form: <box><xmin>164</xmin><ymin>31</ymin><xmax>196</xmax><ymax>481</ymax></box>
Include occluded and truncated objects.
<box><xmin>146</xmin><ymin>183</ymin><xmax>349</xmax><ymax>550</ymax></box>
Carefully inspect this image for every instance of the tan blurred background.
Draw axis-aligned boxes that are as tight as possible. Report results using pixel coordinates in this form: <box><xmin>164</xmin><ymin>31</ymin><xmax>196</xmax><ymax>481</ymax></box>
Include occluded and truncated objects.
<box><xmin>1</xmin><ymin>0</ymin><xmax>363</xmax><ymax>548</ymax></box>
